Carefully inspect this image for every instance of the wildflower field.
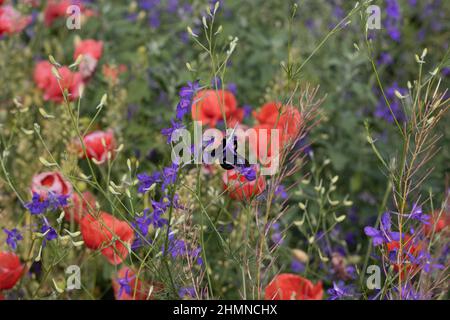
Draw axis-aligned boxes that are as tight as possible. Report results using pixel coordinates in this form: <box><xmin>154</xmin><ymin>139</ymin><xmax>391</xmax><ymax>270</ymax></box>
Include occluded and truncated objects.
<box><xmin>0</xmin><ymin>0</ymin><xmax>449</xmax><ymax>303</ymax></box>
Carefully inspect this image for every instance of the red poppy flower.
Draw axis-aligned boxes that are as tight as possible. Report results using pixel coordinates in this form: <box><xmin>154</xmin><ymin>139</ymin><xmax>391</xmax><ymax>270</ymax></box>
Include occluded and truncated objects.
<box><xmin>265</xmin><ymin>273</ymin><xmax>323</xmax><ymax>300</ymax></box>
<box><xmin>226</xmin><ymin>107</ymin><xmax>244</xmax><ymax>128</ymax></box>
<box><xmin>386</xmin><ymin>236</ymin><xmax>421</xmax><ymax>276</ymax></box>
<box><xmin>112</xmin><ymin>267</ymin><xmax>163</xmax><ymax>300</ymax></box>
<box><xmin>63</xmin><ymin>191</ymin><xmax>96</xmax><ymax>224</ymax></box>
<box><xmin>0</xmin><ymin>5</ymin><xmax>32</xmax><ymax>36</ymax></box>
<box><xmin>80</xmin><ymin>212</ymin><xmax>134</xmax><ymax>265</ymax></box>
<box><xmin>77</xmin><ymin>129</ymin><xmax>116</xmax><ymax>165</ymax></box>
<box><xmin>31</xmin><ymin>171</ymin><xmax>72</xmax><ymax>199</ymax></box>
<box><xmin>253</xmin><ymin>102</ymin><xmax>303</xmax><ymax>142</ymax></box>
<box><xmin>222</xmin><ymin>169</ymin><xmax>266</xmax><ymax>200</ymax></box>
<box><xmin>250</xmin><ymin>124</ymin><xmax>283</xmax><ymax>161</ymax></box>
<box><xmin>33</xmin><ymin>61</ymin><xmax>83</xmax><ymax>102</ymax></box>
<box><xmin>0</xmin><ymin>252</ymin><xmax>24</xmax><ymax>290</ymax></box>
<box><xmin>191</xmin><ymin>89</ymin><xmax>238</xmax><ymax>127</ymax></box>
<box><xmin>424</xmin><ymin>210</ymin><xmax>448</xmax><ymax>236</ymax></box>
<box><xmin>44</xmin><ymin>0</ymin><xmax>75</xmax><ymax>27</ymax></box>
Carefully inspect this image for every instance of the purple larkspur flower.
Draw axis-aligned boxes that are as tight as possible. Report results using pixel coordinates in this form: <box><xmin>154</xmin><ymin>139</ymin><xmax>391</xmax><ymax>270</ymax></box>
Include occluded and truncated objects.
<box><xmin>191</xmin><ymin>246</ymin><xmax>203</xmax><ymax>266</ymax></box>
<box><xmin>47</xmin><ymin>192</ymin><xmax>69</xmax><ymax>211</ymax></box>
<box><xmin>236</xmin><ymin>165</ymin><xmax>256</xmax><ymax>182</ymax></box>
<box><xmin>176</xmin><ymin>81</ymin><xmax>200</xmax><ymax>120</ymax></box>
<box><xmin>291</xmin><ymin>259</ymin><xmax>305</xmax><ymax>273</ymax></box>
<box><xmin>133</xmin><ymin>210</ymin><xmax>152</xmax><ymax>236</ymax></box>
<box><xmin>327</xmin><ymin>281</ymin><xmax>354</xmax><ymax>300</ymax></box>
<box><xmin>162</xmin><ymin>163</ymin><xmax>179</xmax><ymax>190</ymax></box>
<box><xmin>274</xmin><ymin>185</ymin><xmax>288</xmax><ymax>200</ymax></box>
<box><xmin>161</xmin><ymin>119</ymin><xmax>185</xmax><ymax>144</ymax></box>
<box><xmin>117</xmin><ymin>269</ymin><xmax>135</xmax><ymax>298</ymax></box>
<box><xmin>385</xmin><ymin>0</ymin><xmax>402</xmax><ymax>42</ymax></box>
<box><xmin>242</xmin><ymin>105</ymin><xmax>252</xmax><ymax>118</ymax></box>
<box><xmin>408</xmin><ymin>203</ymin><xmax>430</xmax><ymax>225</ymax></box>
<box><xmin>227</xmin><ymin>83</ymin><xmax>237</xmax><ymax>95</ymax></box>
<box><xmin>139</xmin><ymin>0</ymin><xmax>160</xmax><ymax>10</ymax></box>
<box><xmin>364</xmin><ymin>212</ymin><xmax>401</xmax><ymax>246</ymax></box>
<box><xmin>270</xmin><ymin>222</ymin><xmax>284</xmax><ymax>246</ymax></box>
<box><xmin>211</xmin><ymin>76</ymin><xmax>222</xmax><ymax>89</ymax></box>
<box><xmin>24</xmin><ymin>192</ymin><xmax>68</xmax><ymax>215</ymax></box>
<box><xmin>374</xmin><ymin>82</ymin><xmax>407</xmax><ymax>123</ymax></box>
<box><xmin>148</xmin><ymin>12</ymin><xmax>161</xmax><ymax>28</ymax></box>
<box><xmin>40</xmin><ymin>218</ymin><xmax>57</xmax><ymax>246</ymax></box>
<box><xmin>179</xmin><ymin>286</ymin><xmax>196</xmax><ymax>298</ymax></box>
<box><xmin>377</xmin><ymin>52</ymin><xmax>393</xmax><ymax>66</ymax></box>
<box><xmin>3</xmin><ymin>228</ymin><xmax>23</xmax><ymax>250</ymax></box>
<box><xmin>166</xmin><ymin>235</ymin><xmax>187</xmax><ymax>258</ymax></box>
<box><xmin>25</xmin><ymin>193</ymin><xmax>49</xmax><ymax>215</ymax></box>
<box><xmin>412</xmin><ymin>250</ymin><xmax>444</xmax><ymax>273</ymax></box>
<box><xmin>137</xmin><ymin>171</ymin><xmax>161</xmax><ymax>193</ymax></box>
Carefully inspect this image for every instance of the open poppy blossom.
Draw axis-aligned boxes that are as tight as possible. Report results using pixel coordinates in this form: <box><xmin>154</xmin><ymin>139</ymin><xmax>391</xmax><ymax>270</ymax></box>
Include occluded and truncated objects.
<box><xmin>44</xmin><ymin>0</ymin><xmax>76</xmax><ymax>26</ymax></box>
<box><xmin>80</xmin><ymin>212</ymin><xmax>134</xmax><ymax>265</ymax></box>
<box><xmin>112</xmin><ymin>267</ymin><xmax>162</xmax><ymax>300</ymax></box>
<box><xmin>0</xmin><ymin>252</ymin><xmax>24</xmax><ymax>290</ymax></box>
<box><xmin>0</xmin><ymin>4</ymin><xmax>32</xmax><ymax>36</ymax></box>
<box><xmin>33</xmin><ymin>61</ymin><xmax>83</xmax><ymax>102</ymax></box>
<box><xmin>31</xmin><ymin>171</ymin><xmax>72</xmax><ymax>199</ymax></box>
<box><xmin>424</xmin><ymin>210</ymin><xmax>448</xmax><ymax>236</ymax></box>
<box><xmin>265</xmin><ymin>273</ymin><xmax>323</xmax><ymax>300</ymax></box>
<box><xmin>74</xmin><ymin>39</ymin><xmax>103</xmax><ymax>80</ymax></box>
<box><xmin>222</xmin><ymin>168</ymin><xmax>266</xmax><ymax>200</ymax></box>
<box><xmin>386</xmin><ymin>235</ymin><xmax>421</xmax><ymax>276</ymax></box>
<box><xmin>253</xmin><ymin>102</ymin><xmax>303</xmax><ymax>143</ymax></box>
<box><xmin>226</xmin><ymin>107</ymin><xmax>244</xmax><ymax>128</ymax></box>
<box><xmin>77</xmin><ymin>129</ymin><xmax>116</xmax><ymax>165</ymax></box>
<box><xmin>249</xmin><ymin>124</ymin><xmax>283</xmax><ymax>164</ymax></box>
<box><xmin>63</xmin><ymin>191</ymin><xmax>97</xmax><ymax>224</ymax></box>
<box><xmin>192</xmin><ymin>89</ymin><xmax>242</xmax><ymax>127</ymax></box>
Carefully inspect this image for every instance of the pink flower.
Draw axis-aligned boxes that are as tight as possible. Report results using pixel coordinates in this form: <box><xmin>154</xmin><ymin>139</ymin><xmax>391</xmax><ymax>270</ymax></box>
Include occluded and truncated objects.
<box><xmin>31</xmin><ymin>171</ymin><xmax>72</xmax><ymax>199</ymax></box>
<box><xmin>77</xmin><ymin>130</ymin><xmax>116</xmax><ymax>165</ymax></box>
<box><xmin>0</xmin><ymin>5</ymin><xmax>32</xmax><ymax>36</ymax></box>
<box><xmin>74</xmin><ymin>39</ymin><xmax>103</xmax><ymax>79</ymax></box>
<box><xmin>44</xmin><ymin>0</ymin><xmax>72</xmax><ymax>27</ymax></box>
<box><xmin>33</xmin><ymin>61</ymin><xmax>83</xmax><ymax>103</ymax></box>
<box><xmin>74</xmin><ymin>39</ymin><xmax>103</xmax><ymax>61</ymax></box>
<box><xmin>33</xmin><ymin>61</ymin><xmax>53</xmax><ymax>90</ymax></box>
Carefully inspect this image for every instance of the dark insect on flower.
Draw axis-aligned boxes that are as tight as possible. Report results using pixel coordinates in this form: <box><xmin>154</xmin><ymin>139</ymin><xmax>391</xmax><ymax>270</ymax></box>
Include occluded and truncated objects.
<box><xmin>211</xmin><ymin>136</ymin><xmax>250</xmax><ymax>171</ymax></box>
